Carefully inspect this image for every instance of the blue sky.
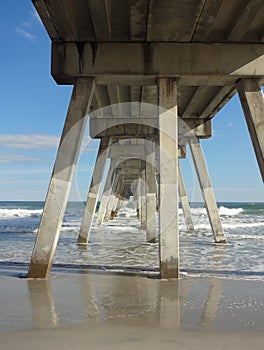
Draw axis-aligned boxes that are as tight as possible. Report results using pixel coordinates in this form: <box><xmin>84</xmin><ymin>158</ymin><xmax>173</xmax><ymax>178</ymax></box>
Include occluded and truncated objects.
<box><xmin>0</xmin><ymin>1</ymin><xmax>263</xmax><ymax>202</ymax></box>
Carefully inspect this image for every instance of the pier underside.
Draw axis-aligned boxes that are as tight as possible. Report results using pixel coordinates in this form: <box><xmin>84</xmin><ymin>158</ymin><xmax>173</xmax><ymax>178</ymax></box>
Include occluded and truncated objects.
<box><xmin>28</xmin><ymin>0</ymin><xmax>264</xmax><ymax>278</ymax></box>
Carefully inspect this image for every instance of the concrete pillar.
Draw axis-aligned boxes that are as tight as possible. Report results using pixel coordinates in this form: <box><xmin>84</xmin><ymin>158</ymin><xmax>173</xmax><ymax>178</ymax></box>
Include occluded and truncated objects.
<box><xmin>158</xmin><ymin>77</ymin><xmax>179</xmax><ymax>279</ymax></box>
<box><xmin>104</xmin><ymin>170</ymin><xmax>120</xmax><ymax>222</ymax></box>
<box><xmin>140</xmin><ymin>168</ymin><xmax>147</xmax><ymax>230</ymax></box>
<box><xmin>236</xmin><ymin>79</ymin><xmax>264</xmax><ymax>182</ymax></box>
<box><xmin>77</xmin><ymin>138</ymin><xmax>109</xmax><ymax>244</ymax></box>
<box><xmin>96</xmin><ymin>159</ymin><xmax>118</xmax><ymax>226</ymax></box>
<box><xmin>135</xmin><ymin>179</ymin><xmax>141</xmax><ymax>220</ymax></box>
<box><xmin>189</xmin><ymin>138</ymin><xmax>226</xmax><ymax>243</ymax></box>
<box><xmin>28</xmin><ymin>78</ymin><xmax>95</xmax><ymax>278</ymax></box>
<box><xmin>115</xmin><ymin>180</ymin><xmax>125</xmax><ymax>214</ymax></box>
<box><xmin>145</xmin><ymin>140</ymin><xmax>157</xmax><ymax>243</ymax></box>
<box><xmin>104</xmin><ymin>194</ymin><xmax>115</xmax><ymax>222</ymax></box>
<box><xmin>110</xmin><ymin>179</ymin><xmax>123</xmax><ymax>219</ymax></box>
<box><xmin>178</xmin><ymin>162</ymin><xmax>194</xmax><ymax>231</ymax></box>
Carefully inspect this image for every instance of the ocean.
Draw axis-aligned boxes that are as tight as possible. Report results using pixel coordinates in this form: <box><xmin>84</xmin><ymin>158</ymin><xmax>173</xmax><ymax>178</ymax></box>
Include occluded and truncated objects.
<box><xmin>0</xmin><ymin>201</ymin><xmax>264</xmax><ymax>280</ymax></box>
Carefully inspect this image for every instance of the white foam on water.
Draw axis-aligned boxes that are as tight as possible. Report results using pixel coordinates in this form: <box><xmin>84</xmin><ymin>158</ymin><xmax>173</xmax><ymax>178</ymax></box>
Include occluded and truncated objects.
<box><xmin>218</xmin><ymin>206</ymin><xmax>244</xmax><ymax>216</ymax></box>
<box><xmin>227</xmin><ymin>233</ymin><xmax>264</xmax><ymax>240</ymax></box>
<box><xmin>0</xmin><ymin>208</ymin><xmax>42</xmax><ymax>219</ymax></box>
<box><xmin>1</xmin><ymin>201</ymin><xmax>264</xmax><ymax>280</ymax></box>
<box><xmin>190</xmin><ymin>206</ymin><xmax>244</xmax><ymax>217</ymax></box>
<box><xmin>223</xmin><ymin>221</ymin><xmax>264</xmax><ymax>229</ymax></box>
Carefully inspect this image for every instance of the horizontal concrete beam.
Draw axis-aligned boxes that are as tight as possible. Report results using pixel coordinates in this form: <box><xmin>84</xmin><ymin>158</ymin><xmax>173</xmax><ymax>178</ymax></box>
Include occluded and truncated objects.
<box><xmin>52</xmin><ymin>42</ymin><xmax>264</xmax><ymax>85</ymax></box>
<box><xmin>118</xmin><ymin>159</ymin><xmax>143</xmax><ymax>169</ymax></box>
<box><xmin>118</xmin><ymin>167</ymin><xmax>142</xmax><ymax>175</ymax></box>
<box><xmin>90</xmin><ymin>118</ymin><xmax>211</xmax><ymax>139</ymax></box>
<box><xmin>109</xmin><ymin>144</ymin><xmax>145</xmax><ymax>158</ymax></box>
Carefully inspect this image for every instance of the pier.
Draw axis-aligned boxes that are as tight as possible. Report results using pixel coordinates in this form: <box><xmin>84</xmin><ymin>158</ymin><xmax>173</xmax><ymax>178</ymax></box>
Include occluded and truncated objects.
<box><xmin>28</xmin><ymin>0</ymin><xmax>264</xmax><ymax>278</ymax></box>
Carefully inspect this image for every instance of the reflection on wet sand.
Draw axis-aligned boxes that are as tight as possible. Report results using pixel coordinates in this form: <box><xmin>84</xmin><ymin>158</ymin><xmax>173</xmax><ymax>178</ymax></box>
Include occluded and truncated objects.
<box><xmin>200</xmin><ymin>279</ymin><xmax>222</xmax><ymax>328</ymax></box>
<box><xmin>26</xmin><ymin>273</ymin><xmax>225</xmax><ymax>331</ymax></box>
<box><xmin>27</xmin><ymin>279</ymin><xmax>58</xmax><ymax>329</ymax></box>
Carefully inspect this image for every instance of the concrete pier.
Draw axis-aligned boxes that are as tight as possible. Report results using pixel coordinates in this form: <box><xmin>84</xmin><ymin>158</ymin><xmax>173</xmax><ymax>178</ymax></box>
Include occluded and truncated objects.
<box><xmin>28</xmin><ymin>78</ymin><xmax>95</xmax><ymax>278</ymax></box>
<box><xmin>189</xmin><ymin>138</ymin><xmax>226</xmax><ymax>243</ymax></box>
<box><xmin>28</xmin><ymin>1</ymin><xmax>264</xmax><ymax>278</ymax></box>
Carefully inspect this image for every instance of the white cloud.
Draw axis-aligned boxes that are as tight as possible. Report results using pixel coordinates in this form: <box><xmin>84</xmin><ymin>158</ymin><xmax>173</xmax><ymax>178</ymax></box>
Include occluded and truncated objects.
<box><xmin>21</xmin><ymin>21</ymin><xmax>31</xmax><ymax>28</ymax></box>
<box><xmin>0</xmin><ymin>134</ymin><xmax>59</xmax><ymax>150</ymax></box>
<box><xmin>15</xmin><ymin>27</ymin><xmax>36</xmax><ymax>42</ymax></box>
<box><xmin>30</xmin><ymin>9</ymin><xmax>43</xmax><ymax>25</ymax></box>
<box><xmin>0</xmin><ymin>153</ymin><xmax>47</xmax><ymax>164</ymax></box>
<box><xmin>15</xmin><ymin>8</ymin><xmax>43</xmax><ymax>43</ymax></box>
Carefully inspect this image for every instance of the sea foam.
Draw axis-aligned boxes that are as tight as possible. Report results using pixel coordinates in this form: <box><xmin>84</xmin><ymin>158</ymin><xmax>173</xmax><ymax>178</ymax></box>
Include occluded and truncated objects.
<box><xmin>0</xmin><ymin>208</ymin><xmax>42</xmax><ymax>219</ymax></box>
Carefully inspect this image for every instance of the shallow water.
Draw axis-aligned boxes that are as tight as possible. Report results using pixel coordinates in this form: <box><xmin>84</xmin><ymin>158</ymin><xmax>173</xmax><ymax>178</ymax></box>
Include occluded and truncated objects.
<box><xmin>0</xmin><ymin>201</ymin><xmax>264</xmax><ymax>280</ymax></box>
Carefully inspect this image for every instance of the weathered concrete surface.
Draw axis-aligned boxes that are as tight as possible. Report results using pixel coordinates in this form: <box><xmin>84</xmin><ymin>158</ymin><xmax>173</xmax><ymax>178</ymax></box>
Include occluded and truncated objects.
<box><xmin>158</xmin><ymin>78</ymin><xmax>179</xmax><ymax>279</ymax></box>
<box><xmin>189</xmin><ymin>138</ymin><xmax>226</xmax><ymax>243</ymax></box>
<box><xmin>90</xmin><ymin>116</ymin><xmax>211</xmax><ymax>139</ymax></box>
<box><xmin>28</xmin><ymin>78</ymin><xmax>95</xmax><ymax>278</ymax></box>
<box><xmin>236</xmin><ymin>79</ymin><xmax>264</xmax><ymax>182</ymax></box>
<box><xmin>52</xmin><ymin>42</ymin><xmax>264</xmax><ymax>86</ymax></box>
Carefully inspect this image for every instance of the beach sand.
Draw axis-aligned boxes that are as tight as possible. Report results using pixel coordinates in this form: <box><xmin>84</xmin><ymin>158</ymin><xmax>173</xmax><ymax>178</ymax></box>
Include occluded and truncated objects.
<box><xmin>1</xmin><ymin>265</ymin><xmax>264</xmax><ymax>349</ymax></box>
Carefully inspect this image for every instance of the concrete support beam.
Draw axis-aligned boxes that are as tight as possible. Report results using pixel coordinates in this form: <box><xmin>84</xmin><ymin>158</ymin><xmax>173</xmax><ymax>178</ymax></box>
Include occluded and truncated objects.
<box><xmin>77</xmin><ymin>138</ymin><xmax>109</xmax><ymax>244</ymax></box>
<box><xmin>28</xmin><ymin>78</ymin><xmax>95</xmax><ymax>278</ymax></box>
<box><xmin>158</xmin><ymin>77</ymin><xmax>179</xmax><ymax>279</ymax></box>
<box><xmin>236</xmin><ymin>79</ymin><xmax>264</xmax><ymax>182</ymax></box>
<box><xmin>145</xmin><ymin>140</ymin><xmax>157</xmax><ymax>243</ymax></box>
<box><xmin>178</xmin><ymin>163</ymin><xmax>194</xmax><ymax>231</ymax></box>
<box><xmin>90</xmin><ymin>117</ymin><xmax>212</xmax><ymax>139</ymax></box>
<box><xmin>108</xmin><ymin>144</ymin><xmax>146</xmax><ymax>158</ymax></box>
<box><xmin>189</xmin><ymin>138</ymin><xmax>226</xmax><ymax>243</ymax></box>
<box><xmin>96</xmin><ymin>159</ymin><xmax>118</xmax><ymax>226</ymax></box>
<box><xmin>52</xmin><ymin>42</ymin><xmax>264</xmax><ymax>85</ymax></box>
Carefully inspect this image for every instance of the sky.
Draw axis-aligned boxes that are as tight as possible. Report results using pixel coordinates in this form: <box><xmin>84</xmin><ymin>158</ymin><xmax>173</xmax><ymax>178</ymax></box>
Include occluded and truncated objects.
<box><xmin>0</xmin><ymin>1</ymin><xmax>264</xmax><ymax>202</ymax></box>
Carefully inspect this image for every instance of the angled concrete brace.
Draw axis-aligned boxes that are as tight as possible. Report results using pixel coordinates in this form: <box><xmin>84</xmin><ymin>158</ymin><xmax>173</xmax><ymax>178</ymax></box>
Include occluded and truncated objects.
<box><xmin>110</xmin><ymin>177</ymin><xmax>124</xmax><ymax>219</ymax></box>
<box><xmin>104</xmin><ymin>168</ymin><xmax>121</xmax><ymax>222</ymax></box>
<box><xmin>158</xmin><ymin>77</ymin><xmax>179</xmax><ymax>279</ymax></box>
<box><xmin>78</xmin><ymin>137</ymin><xmax>109</xmax><ymax>244</ymax></box>
<box><xmin>145</xmin><ymin>139</ymin><xmax>157</xmax><ymax>243</ymax></box>
<box><xmin>96</xmin><ymin>158</ymin><xmax>118</xmax><ymax>226</ymax></box>
<box><xmin>28</xmin><ymin>78</ymin><xmax>95</xmax><ymax>278</ymax></box>
<box><xmin>188</xmin><ymin>138</ymin><xmax>226</xmax><ymax>243</ymax></box>
<box><xmin>236</xmin><ymin>79</ymin><xmax>264</xmax><ymax>182</ymax></box>
<box><xmin>178</xmin><ymin>162</ymin><xmax>194</xmax><ymax>231</ymax></box>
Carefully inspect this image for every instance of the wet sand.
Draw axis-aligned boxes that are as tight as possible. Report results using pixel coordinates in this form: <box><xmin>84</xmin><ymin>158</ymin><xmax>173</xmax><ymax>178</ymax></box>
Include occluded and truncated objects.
<box><xmin>1</xmin><ymin>265</ymin><xmax>264</xmax><ymax>349</ymax></box>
